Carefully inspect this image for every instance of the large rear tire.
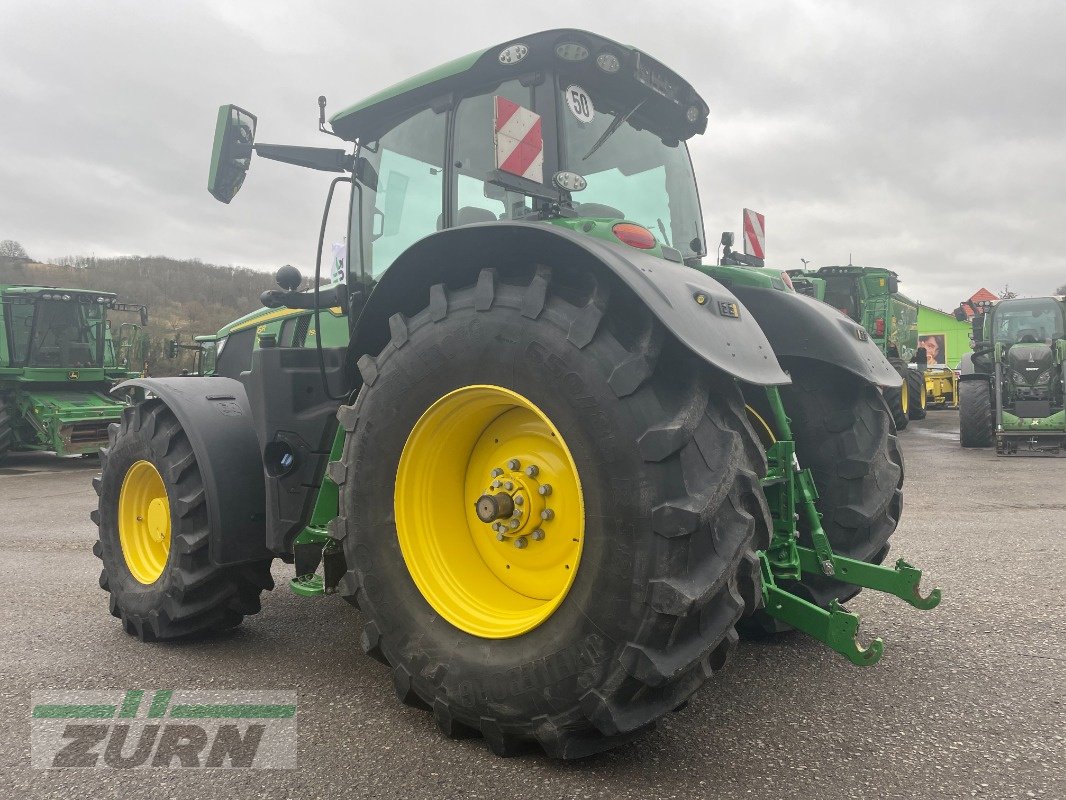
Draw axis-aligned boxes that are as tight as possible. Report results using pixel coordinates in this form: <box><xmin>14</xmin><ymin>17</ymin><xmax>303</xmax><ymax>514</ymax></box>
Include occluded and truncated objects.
<box><xmin>906</xmin><ymin>369</ymin><xmax>927</xmax><ymax>420</ymax></box>
<box><xmin>332</xmin><ymin>267</ymin><xmax>770</xmax><ymax>759</ymax></box>
<box><xmin>91</xmin><ymin>399</ymin><xmax>274</xmax><ymax>641</ymax></box>
<box><xmin>959</xmin><ymin>379</ymin><xmax>994</xmax><ymax>447</ymax></box>
<box><xmin>745</xmin><ymin>360</ymin><xmax>903</xmax><ymax>614</ymax></box>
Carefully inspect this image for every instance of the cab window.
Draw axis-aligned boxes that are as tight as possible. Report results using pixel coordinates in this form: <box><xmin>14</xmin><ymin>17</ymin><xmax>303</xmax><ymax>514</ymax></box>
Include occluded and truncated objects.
<box><xmin>453</xmin><ymin>79</ymin><xmax>537</xmax><ymax>224</ymax></box>
<box><xmin>354</xmin><ymin>107</ymin><xmax>446</xmax><ymax>281</ymax></box>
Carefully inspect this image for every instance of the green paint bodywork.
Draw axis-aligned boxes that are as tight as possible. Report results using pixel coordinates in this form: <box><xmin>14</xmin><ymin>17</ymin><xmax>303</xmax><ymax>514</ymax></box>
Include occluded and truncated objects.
<box><xmin>1</xmin><ymin>284</ymin><xmax>143</xmax><ymax>457</ymax></box>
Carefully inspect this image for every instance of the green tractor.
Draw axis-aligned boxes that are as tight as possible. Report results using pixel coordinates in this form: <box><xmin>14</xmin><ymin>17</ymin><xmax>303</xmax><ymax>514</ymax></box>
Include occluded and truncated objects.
<box><xmin>0</xmin><ymin>285</ymin><xmax>147</xmax><ymax>461</ymax></box>
<box><xmin>788</xmin><ymin>265</ymin><xmax>926</xmax><ymax>429</ymax></box>
<box><xmin>957</xmin><ymin>295</ymin><xmax>1066</xmax><ymax>454</ymax></box>
<box><xmin>165</xmin><ymin>275</ymin><xmax>349</xmax><ymax>377</ymax></box>
<box><xmin>91</xmin><ymin>29</ymin><xmax>940</xmax><ymax>758</ymax></box>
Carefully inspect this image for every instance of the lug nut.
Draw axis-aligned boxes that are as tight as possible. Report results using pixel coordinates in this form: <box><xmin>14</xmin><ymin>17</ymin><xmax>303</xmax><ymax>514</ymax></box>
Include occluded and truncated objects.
<box><xmin>514</xmin><ymin>536</ymin><xmax>528</xmax><ymax>549</ymax></box>
<box><xmin>509</xmin><ymin>519</ymin><xmax>521</xmax><ymax>529</ymax></box>
<box><xmin>491</xmin><ymin>480</ymin><xmax>501</xmax><ymax>489</ymax></box>
<box><xmin>496</xmin><ymin>532</ymin><xmax>506</xmax><ymax>542</ymax></box>
<box><xmin>531</xmin><ymin>529</ymin><xmax>545</xmax><ymax>541</ymax></box>
<box><xmin>538</xmin><ymin>484</ymin><xmax>552</xmax><ymax>496</ymax></box>
<box><xmin>491</xmin><ymin>468</ymin><xmax>503</xmax><ymax>477</ymax></box>
<box><xmin>513</xmin><ymin>508</ymin><xmax>523</xmax><ymax>518</ymax></box>
<box><xmin>541</xmin><ymin>509</ymin><xmax>554</xmax><ymax>521</ymax></box>
<box><xmin>514</xmin><ymin>495</ymin><xmax>524</xmax><ymax>506</ymax></box>
<box><xmin>507</xmin><ymin>459</ymin><xmax>521</xmax><ymax>470</ymax></box>
<box><xmin>504</xmin><ymin>481</ymin><xmax>514</xmax><ymax>491</ymax></box>
<box><xmin>525</xmin><ymin>465</ymin><xmax>539</xmax><ymax>477</ymax></box>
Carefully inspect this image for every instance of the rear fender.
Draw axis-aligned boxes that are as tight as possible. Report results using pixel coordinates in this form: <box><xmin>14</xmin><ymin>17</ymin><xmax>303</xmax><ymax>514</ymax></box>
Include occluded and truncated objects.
<box><xmin>727</xmin><ymin>284</ymin><xmax>904</xmax><ymax>388</ymax></box>
<box><xmin>350</xmin><ymin>222</ymin><xmax>790</xmax><ymax>387</ymax></box>
<box><xmin>115</xmin><ymin>377</ymin><xmax>271</xmax><ymax>565</ymax></box>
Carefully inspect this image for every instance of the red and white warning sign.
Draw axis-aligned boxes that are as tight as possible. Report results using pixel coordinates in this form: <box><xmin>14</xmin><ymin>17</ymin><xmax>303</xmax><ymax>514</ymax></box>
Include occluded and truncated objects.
<box><xmin>494</xmin><ymin>96</ymin><xmax>543</xmax><ymax>184</ymax></box>
<box><xmin>743</xmin><ymin>208</ymin><xmax>765</xmax><ymax>259</ymax></box>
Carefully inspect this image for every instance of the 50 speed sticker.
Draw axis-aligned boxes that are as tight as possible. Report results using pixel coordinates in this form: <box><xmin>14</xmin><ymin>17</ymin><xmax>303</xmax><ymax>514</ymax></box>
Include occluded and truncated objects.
<box><xmin>564</xmin><ymin>86</ymin><xmax>594</xmax><ymax>124</ymax></box>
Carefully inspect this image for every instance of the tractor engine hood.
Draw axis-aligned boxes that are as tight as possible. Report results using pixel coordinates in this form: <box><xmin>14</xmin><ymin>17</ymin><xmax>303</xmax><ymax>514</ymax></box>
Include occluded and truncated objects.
<box><xmin>1007</xmin><ymin>343</ymin><xmax>1054</xmax><ymax>385</ymax></box>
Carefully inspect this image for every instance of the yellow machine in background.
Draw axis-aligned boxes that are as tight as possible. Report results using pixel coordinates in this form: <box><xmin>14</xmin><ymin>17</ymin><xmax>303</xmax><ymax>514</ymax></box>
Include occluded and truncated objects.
<box><xmin>924</xmin><ymin>365</ymin><xmax>959</xmax><ymax>409</ymax></box>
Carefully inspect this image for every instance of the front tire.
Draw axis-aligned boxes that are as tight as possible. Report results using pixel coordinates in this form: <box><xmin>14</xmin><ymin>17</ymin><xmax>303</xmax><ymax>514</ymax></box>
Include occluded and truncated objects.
<box><xmin>0</xmin><ymin>399</ymin><xmax>13</xmax><ymax>464</ymax></box>
<box><xmin>333</xmin><ymin>267</ymin><xmax>770</xmax><ymax>758</ymax></box>
<box><xmin>906</xmin><ymin>370</ymin><xmax>927</xmax><ymax>420</ymax></box>
<box><xmin>91</xmin><ymin>400</ymin><xmax>273</xmax><ymax>641</ymax></box>
<box><xmin>959</xmin><ymin>379</ymin><xmax>994</xmax><ymax>447</ymax></box>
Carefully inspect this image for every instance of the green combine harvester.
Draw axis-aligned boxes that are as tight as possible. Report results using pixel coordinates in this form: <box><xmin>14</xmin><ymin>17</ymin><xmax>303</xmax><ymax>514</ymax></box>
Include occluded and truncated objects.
<box><xmin>788</xmin><ymin>265</ymin><xmax>926</xmax><ymax>429</ymax></box>
<box><xmin>957</xmin><ymin>295</ymin><xmax>1066</xmax><ymax>455</ymax></box>
<box><xmin>91</xmin><ymin>29</ymin><xmax>940</xmax><ymax>758</ymax></box>
<box><xmin>0</xmin><ymin>285</ymin><xmax>147</xmax><ymax>461</ymax></box>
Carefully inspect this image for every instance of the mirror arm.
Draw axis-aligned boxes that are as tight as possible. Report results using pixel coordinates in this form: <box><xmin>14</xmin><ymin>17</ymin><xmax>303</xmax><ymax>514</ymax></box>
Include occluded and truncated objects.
<box><xmin>253</xmin><ymin>143</ymin><xmax>354</xmax><ymax>173</ymax></box>
<box><xmin>260</xmin><ymin>284</ymin><xmax>348</xmax><ymax>312</ymax></box>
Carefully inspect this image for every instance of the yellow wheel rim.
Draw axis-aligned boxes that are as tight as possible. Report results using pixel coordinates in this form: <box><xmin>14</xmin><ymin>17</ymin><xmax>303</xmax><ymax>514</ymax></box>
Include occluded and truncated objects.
<box><xmin>395</xmin><ymin>385</ymin><xmax>584</xmax><ymax>638</ymax></box>
<box><xmin>920</xmin><ymin>383</ymin><xmax>927</xmax><ymax>409</ymax></box>
<box><xmin>901</xmin><ymin>383</ymin><xmax>909</xmax><ymax>415</ymax></box>
<box><xmin>118</xmin><ymin>460</ymin><xmax>171</xmax><ymax>584</ymax></box>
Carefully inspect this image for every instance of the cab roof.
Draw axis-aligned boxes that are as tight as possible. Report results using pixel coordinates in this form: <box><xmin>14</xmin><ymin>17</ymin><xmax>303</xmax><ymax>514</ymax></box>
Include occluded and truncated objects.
<box><xmin>1</xmin><ymin>284</ymin><xmax>117</xmax><ymax>298</ymax></box>
<box><xmin>329</xmin><ymin>28</ymin><xmax>708</xmax><ymax>143</ymax></box>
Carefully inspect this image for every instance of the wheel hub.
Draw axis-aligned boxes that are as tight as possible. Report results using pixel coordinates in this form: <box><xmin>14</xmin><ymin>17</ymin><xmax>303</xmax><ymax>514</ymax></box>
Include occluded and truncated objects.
<box><xmin>474</xmin><ymin>460</ymin><xmax>554</xmax><ymax>548</ymax></box>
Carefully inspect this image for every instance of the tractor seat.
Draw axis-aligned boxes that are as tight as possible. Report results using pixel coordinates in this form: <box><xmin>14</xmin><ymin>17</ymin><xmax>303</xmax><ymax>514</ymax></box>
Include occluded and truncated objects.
<box><xmin>436</xmin><ymin>206</ymin><xmax>498</xmax><ymax>230</ymax></box>
<box><xmin>1018</xmin><ymin>330</ymin><xmax>1039</xmax><ymax>344</ymax></box>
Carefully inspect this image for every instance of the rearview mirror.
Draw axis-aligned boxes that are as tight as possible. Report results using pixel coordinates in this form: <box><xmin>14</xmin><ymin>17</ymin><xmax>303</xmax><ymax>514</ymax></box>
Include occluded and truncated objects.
<box><xmin>208</xmin><ymin>104</ymin><xmax>257</xmax><ymax>204</ymax></box>
<box><xmin>139</xmin><ymin>306</ymin><xmax>149</xmax><ymax>326</ymax></box>
<box><xmin>886</xmin><ymin>275</ymin><xmax>899</xmax><ymax>294</ymax></box>
<box><xmin>165</xmin><ymin>340</ymin><xmax>178</xmax><ymax>359</ymax></box>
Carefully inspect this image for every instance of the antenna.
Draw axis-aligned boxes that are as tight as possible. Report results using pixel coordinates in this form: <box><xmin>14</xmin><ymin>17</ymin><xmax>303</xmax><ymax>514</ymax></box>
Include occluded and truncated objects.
<box><xmin>848</xmin><ymin>252</ymin><xmax>853</xmax><ymax>267</ymax></box>
<box><xmin>318</xmin><ymin>96</ymin><xmax>328</xmax><ymax>132</ymax></box>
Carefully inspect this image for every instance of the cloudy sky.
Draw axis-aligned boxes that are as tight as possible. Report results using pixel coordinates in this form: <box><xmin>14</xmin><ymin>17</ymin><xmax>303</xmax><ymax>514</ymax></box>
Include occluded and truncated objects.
<box><xmin>2</xmin><ymin>1</ymin><xmax>1063</xmax><ymax>310</ymax></box>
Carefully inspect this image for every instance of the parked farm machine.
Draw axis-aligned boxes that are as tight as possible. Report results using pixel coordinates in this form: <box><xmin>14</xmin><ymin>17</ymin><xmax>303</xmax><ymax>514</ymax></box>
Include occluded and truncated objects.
<box><xmin>91</xmin><ymin>29</ymin><xmax>940</xmax><ymax>758</ymax></box>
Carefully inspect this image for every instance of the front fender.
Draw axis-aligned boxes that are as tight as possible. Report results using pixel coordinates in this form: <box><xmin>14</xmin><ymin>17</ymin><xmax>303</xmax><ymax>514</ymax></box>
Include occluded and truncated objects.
<box><xmin>115</xmin><ymin>377</ymin><xmax>270</xmax><ymax>566</ymax></box>
<box><xmin>728</xmin><ymin>284</ymin><xmax>904</xmax><ymax>388</ymax></box>
<box><xmin>352</xmin><ymin>222</ymin><xmax>790</xmax><ymax>386</ymax></box>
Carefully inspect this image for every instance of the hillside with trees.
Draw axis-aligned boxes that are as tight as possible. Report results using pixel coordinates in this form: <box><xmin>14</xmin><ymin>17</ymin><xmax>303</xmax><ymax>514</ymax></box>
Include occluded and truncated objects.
<box><xmin>1</xmin><ymin>249</ymin><xmax>279</xmax><ymax>375</ymax></box>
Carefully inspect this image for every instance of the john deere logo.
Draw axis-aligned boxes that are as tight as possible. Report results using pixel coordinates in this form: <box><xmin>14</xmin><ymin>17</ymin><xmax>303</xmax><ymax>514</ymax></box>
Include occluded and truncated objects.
<box><xmin>31</xmin><ymin>690</ymin><xmax>296</xmax><ymax>769</ymax></box>
<box><xmin>67</xmin><ymin>371</ymin><xmax>79</xmax><ymax>381</ymax></box>
<box><xmin>718</xmin><ymin>301</ymin><xmax>741</xmax><ymax>319</ymax></box>
<box><xmin>855</xmin><ymin>327</ymin><xmax>869</xmax><ymax>342</ymax></box>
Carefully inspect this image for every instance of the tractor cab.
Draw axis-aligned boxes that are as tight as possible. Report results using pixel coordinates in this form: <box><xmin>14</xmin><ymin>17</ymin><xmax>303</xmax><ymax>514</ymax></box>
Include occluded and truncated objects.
<box><xmin>985</xmin><ymin>296</ymin><xmax>1064</xmax><ymax>347</ymax></box>
<box><xmin>210</xmin><ymin>29</ymin><xmax>711</xmax><ymax>302</ymax></box>
<box><xmin>2</xmin><ymin>287</ymin><xmax>113</xmax><ymax>370</ymax></box>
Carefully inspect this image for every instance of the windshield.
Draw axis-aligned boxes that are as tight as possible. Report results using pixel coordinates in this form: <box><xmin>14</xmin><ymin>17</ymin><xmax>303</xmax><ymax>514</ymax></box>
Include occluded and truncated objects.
<box><xmin>993</xmin><ymin>298</ymin><xmax>1065</xmax><ymax>345</ymax></box>
<box><xmin>823</xmin><ymin>276</ymin><xmax>860</xmax><ymax>320</ymax></box>
<box><xmin>560</xmin><ymin>78</ymin><xmax>705</xmax><ymax>261</ymax></box>
<box><xmin>5</xmin><ymin>298</ymin><xmax>105</xmax><ymax>367</ymax></box>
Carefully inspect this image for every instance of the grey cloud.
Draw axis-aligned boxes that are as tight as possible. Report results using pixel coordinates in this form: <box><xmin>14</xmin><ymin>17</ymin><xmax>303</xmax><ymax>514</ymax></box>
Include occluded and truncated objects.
<box><xmin>1</xmin><ymin>0</ymin><xmax>1063</xmax><ymax>309</ymax></box>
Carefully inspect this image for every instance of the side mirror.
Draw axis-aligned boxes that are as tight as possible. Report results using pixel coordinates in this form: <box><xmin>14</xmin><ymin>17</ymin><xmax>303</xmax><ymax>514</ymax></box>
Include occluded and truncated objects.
<box><xmin>886</xmin><ymin>275</ymin><xmax>899</xmax><ymax>294</ymax></box>
<box><xmin>208</xmin><ymin>104</ymin><xmax>257</xmax><ymax>204</ymax></box>
<box><xmin>139</xmin><ymin>306</ymin><xmax>149</xmax><ymax>326</ymax></box>
<box><xmin>954</xmin><ymin>305</ymin><xmax>968</xmax><ymax>322</ymax></box>
<box><xmin>165</xmin><ymin>340</ymin><xmax>178</xmax><ymax>359</ymax></box>
<box><xmin>720</xmin><ymin>231</ymin><xmax>735</xmax><ymax>248</ymax></box>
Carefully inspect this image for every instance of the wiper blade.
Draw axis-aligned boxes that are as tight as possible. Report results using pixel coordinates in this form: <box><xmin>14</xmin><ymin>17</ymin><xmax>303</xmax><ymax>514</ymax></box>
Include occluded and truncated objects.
<box><xmin>582</xmin><ymin>99</ymin><xmax>646</xmax><ymax>162</ymax></box>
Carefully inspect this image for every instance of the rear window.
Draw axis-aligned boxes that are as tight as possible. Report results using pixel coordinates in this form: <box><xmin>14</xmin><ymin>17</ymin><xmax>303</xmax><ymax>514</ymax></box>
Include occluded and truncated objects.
<box><xmin>214</xmin><ymin>328</ymin><xmax>255</xmax><ymax>379</ymax></box>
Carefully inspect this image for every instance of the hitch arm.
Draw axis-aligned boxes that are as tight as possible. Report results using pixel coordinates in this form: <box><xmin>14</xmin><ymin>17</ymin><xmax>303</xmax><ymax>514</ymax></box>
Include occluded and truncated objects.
<box><xmin>760</xmin><ymin>556</ymin><xmax>884</xmax><ymax>666</ymax></box>
<box><xmin>796</xmin><ymin>549</ymin><xmax>942</xmax><ymax>610</ymax></box>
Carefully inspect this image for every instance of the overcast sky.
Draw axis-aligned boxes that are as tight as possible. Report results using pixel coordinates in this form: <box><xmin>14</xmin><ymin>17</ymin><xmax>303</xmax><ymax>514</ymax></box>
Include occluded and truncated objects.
<box><xmin>2</xmin><ymin>1</ymin><xmax>1063</xmax><ymax>310</ymax></box>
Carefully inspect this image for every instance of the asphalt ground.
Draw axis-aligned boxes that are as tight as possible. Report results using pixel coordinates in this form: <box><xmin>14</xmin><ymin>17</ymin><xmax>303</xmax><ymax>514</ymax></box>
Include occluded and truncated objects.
<box><xmin>0</xmin><ymin>409</ymin><xmax>1062</xmax><ymax>799</ymax></box>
